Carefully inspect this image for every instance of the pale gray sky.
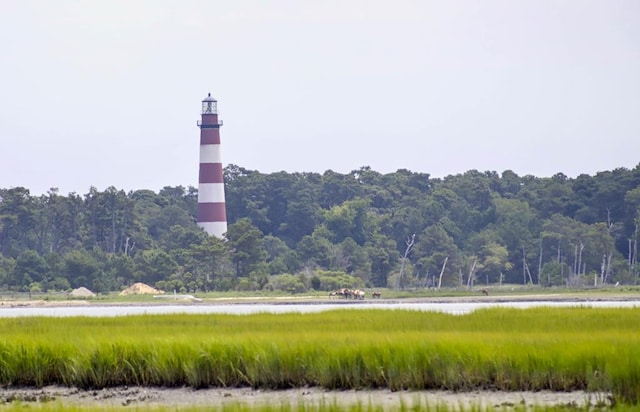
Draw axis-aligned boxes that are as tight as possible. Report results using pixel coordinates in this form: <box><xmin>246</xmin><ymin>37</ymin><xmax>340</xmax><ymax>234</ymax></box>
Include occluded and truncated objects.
<box><xmin>1</xmin><ymin>0</ymin><xmax>639</xmax><ymax>195</ymax></box>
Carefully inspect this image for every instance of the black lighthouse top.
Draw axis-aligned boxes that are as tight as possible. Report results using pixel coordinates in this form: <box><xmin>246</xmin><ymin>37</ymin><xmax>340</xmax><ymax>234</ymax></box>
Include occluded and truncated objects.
<box><xmin>201</xmin><ymin>93</ymin><xmax>217</xmax><ymax>115</ymax></box>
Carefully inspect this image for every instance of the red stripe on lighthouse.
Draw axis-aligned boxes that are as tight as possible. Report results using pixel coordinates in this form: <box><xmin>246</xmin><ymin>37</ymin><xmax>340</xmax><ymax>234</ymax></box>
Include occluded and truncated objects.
<box><xmin>200</xmin><ymin>113</ymin><xmax>219</xmax><ymax>125</ymax></box>
<box><xmin>200</xmin><ymin>129</ymin><xmax>221</xmax><ymax>145</ymax></box>
<box><xmin>197</xmin><ymin>203</ymin><xmax>227</xmax><ymax>221</ymax></box>
<box><xmin>199</xmin><ymin>163</ymin><xmax>224</xmax><ymax>183</ymax></box>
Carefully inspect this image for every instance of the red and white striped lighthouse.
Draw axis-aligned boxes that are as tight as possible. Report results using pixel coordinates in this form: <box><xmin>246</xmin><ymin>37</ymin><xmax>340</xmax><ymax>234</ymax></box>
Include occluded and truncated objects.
<box><xmin>196</xmin><ymin>93</ymin><xmax>227</xmax><ymax>238</ymax></box>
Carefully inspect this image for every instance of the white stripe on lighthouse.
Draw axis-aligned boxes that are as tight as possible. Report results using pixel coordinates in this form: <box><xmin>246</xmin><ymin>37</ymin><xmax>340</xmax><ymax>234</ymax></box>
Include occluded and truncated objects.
<box><xmin>198</xmin><ymin>183</ymin><xmax>226</xmax><ymax>203</ymax></box>
<box><xmin>198</xmin><ymin>222</ymin><xmax>227</xmax><ymax>238</ymax></box>
<box><xmin>199</xmin><ymin>144</ymin><xmax>223</xmax><ymax>163</ymax></box>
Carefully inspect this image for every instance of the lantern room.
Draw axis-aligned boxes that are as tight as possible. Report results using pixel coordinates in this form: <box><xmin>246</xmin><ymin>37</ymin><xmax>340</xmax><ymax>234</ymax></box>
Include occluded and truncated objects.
<box><xmin>201</xmin><ymin>93</ymin><xmax>217</xmax><ymax>115</ymax></box>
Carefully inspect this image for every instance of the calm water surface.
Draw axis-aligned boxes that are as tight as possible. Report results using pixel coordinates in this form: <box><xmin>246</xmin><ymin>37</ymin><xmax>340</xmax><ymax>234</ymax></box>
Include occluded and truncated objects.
<box><xmin>0</xmin><ymin>301</ymin><xmax>638</xmax><ymax>317</ymax></box>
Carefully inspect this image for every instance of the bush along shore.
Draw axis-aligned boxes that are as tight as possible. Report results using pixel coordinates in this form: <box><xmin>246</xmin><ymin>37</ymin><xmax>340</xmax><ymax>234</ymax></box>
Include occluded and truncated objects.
<box><xmin>0</xmin><ymin>307</ymin><xmax>638</xmax><ymax>405</ymax></box>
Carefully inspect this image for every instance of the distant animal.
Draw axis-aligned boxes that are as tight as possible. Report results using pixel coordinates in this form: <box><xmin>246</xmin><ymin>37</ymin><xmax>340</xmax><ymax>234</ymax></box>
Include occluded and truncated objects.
<box><xmin>372</xmin><ymin>291</ymin><xmax>381</xmax><ymax>299</ymax></box>
<box><xmin>335</xmin><ymin>288</ymin><xmax>350</xmax><ymax>299</ymax></box>
<box><xmin>481</xmin><ymin>288</ymin><xmax>489</xmax><ymax>296</ymax></box>
<box><xmin>353</xmin><ymin>289</ymin><xmax>365</xmax><ymax>300</ymax></box>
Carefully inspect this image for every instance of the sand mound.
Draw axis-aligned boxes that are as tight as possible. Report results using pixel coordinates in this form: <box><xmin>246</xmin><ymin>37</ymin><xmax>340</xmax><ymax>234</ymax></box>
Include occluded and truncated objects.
<box><xmin>119</xmin><ymin>282</ymin><xmax>164</xmax><ymax>296</ymax></box>
<box><xmin>70</xmin><ymin>287</ymin><xmax>96</xmax><ymax>297</ymax></box>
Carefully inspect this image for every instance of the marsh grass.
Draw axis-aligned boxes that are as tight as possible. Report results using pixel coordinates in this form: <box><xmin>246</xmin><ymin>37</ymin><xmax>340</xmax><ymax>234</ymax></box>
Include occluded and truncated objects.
<box><xmin>0</xmin><ymin>308</ymin><xmax>638</xmax><ymax>404</ymax></box>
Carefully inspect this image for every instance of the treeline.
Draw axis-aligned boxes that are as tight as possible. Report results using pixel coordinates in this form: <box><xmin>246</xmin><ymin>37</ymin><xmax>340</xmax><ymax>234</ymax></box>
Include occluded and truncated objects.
<box><xmin>1</xmin><ymin>164</ymin><xmax>640</xmax><ymax>293</ymax></box>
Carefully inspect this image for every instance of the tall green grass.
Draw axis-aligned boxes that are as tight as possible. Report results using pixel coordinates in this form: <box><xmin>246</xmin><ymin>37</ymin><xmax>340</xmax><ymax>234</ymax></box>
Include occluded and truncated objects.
<box><xmin>0</xmin><ymin>307</ymin><xmax>638</xmax><ymax>404</ymax></box>
<box><xmin>1</xmin><ymin>400</ymin><xmax>639</xmax><ymax>412</ymax></box>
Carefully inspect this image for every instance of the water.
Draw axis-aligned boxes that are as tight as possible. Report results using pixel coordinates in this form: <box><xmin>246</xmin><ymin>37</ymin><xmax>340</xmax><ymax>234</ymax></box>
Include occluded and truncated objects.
<box><xmin>0</xmin><ymin>300</ymin><xmax>638</xmax><ymax>317</ymax></box>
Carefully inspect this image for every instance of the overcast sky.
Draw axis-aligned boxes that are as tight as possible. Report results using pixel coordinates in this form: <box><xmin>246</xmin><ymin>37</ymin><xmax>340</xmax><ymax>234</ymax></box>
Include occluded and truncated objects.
<box><xmin>1</xmin><ymin>1</ymin><xmax>639</xmax><ymax>196</ymax></box>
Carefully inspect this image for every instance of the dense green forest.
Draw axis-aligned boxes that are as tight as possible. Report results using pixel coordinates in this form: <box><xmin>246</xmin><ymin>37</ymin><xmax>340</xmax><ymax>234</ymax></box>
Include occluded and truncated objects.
<box><xmin>1</xmin><ymin>164</ymin><xmax>640</xmax><ymax>294</ymax></box>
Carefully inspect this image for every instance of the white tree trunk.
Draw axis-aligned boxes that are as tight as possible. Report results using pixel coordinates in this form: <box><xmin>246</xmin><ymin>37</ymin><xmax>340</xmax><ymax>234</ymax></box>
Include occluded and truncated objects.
<box><xmin>538</xmin><ymin>238</ymin><xmax>543</xmax><ymax>286</ymax></box>
<box><xmin>466</xmin><ymin>260</ymin><xmax>477</xmax><ymax>289</ymax></box>
<box><xmin>437</xmin><ymin>255</ymin><xmax>449</xmax><ymax>290</ymax></box>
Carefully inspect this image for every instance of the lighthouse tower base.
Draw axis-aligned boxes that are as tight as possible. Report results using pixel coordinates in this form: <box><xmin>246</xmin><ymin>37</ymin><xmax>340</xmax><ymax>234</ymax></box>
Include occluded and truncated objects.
<box><xmin>197</xmin><ymin>221</ymin><xmax>227</xmax><ymax>238</ymax></box>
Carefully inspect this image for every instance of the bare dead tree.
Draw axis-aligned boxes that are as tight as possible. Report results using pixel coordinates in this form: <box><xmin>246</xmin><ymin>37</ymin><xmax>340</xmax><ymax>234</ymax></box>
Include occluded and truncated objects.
<box><xmin>396</xmin><ymin>234</ymin><xmax>415</xmax><ymax>289</ymax></box>
<box><xmin>603</xmin><ymin>208</ymin><xmax>615</xmax><ymax>284</ymax></box>
<box><xmin>538</xmin><ymin>237</ymin><xmax>543</xmax><ymax>286</ymax></box>
<box><xmin>466</xmin><ymin>259</ymin><xmax>477</xmax><ymax>289</ymax></box>
<box><xmin>627</xmin><ymin>222</ymin><xmax>639</xmax><ymax>284</ymax></box>
<box><xmin>523</xmin><ymin>245</ymin><xmax>527</xmax><ymax>285</ymax></box>
<box><xmin>437</xmin><ymin>255</ymin><xmax>449</xmax><ymax>290</ymax></box>
<box><xmin>557</xmin><ymin>235</ymin><xmax>562</xmax><ymax>264</ymax></box>
<box><xmin>525</xmin><ymin>262</ymin><xmax>533</xmax><ymax>285</ymax></box>
<box><xmin>604</xmin><ymin>254</ymin><xmax>613</xmax><ymax>284</ymax></box>
<box><xmin>598</xmin><ymin>252</ymin><xmax>613</xmax><ymax>285</ymax></box>
<box><xmin>577</xmin><ymin>242</ymin><xmax>584</xmax><ymax>276</ymax></box>
<box><xmin>599</xmin><ymin>254</ymin><xmax>606</xmax><ymax>286</ymax></box>
<box><xmin>629</xmin><ymin>238</ymin><xmax>633</xmax><ymax>279</ymax></box>
<box><xmin>557</xmin><ymin>235</ymin><xmax>564</xmax><ymax>286</ymax></box>
<box><xmin>124</xmin><ymin>237</ymin><xmax>131</xmax><ymax>256</ymax></box>
<box><xmin>521</xmin><ymin>245</ymin><xmax>534</xmax><ymax>285</ymax></box>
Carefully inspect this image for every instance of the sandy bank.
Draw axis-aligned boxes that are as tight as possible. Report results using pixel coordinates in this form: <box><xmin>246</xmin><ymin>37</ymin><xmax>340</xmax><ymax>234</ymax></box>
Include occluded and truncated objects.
<box><xmin>0</xmin><ymin>386</ymin><xmax>613</xmax><ymax>409</ymax></box>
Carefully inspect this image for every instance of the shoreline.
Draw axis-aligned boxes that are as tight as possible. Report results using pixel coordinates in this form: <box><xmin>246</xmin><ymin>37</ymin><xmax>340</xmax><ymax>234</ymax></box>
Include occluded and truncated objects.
<box><xmin>1</xmin><ymin>291</ymin><xmax>639</xmax><ymax>308</ymax></box>
<box><xmin>0</xmin><ymin>386</ymin><xmax>613</xmax><ymax>409</ymax></box>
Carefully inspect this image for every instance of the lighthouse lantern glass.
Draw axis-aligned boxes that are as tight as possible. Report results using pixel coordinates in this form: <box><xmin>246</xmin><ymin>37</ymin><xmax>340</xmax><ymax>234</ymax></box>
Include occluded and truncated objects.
<box><xmin>202</xmin><ymin>100</ymin><xmax>217</xmax><ymax>114</ymax></box>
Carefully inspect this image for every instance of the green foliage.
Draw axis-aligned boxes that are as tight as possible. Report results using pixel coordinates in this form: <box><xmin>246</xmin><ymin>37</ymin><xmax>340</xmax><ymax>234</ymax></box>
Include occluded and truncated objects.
<box><xmin>12</xmin><ymin>249</ymin><xmax>49</xmax><ymax>288</ymax></box>
<box><xmin>324</xmin><ymin>198</ymin><xmax>373</xmax><ymax>246</ymax></box>
<box><xmin>2</xmin><ymin>164</ymin><xmax>640</xmax><ymax>291</ymax></box>
<box><xmin>226</xmin><ymin>218</ymin><xmax>267</xmax><ymax>279</ymax></box>
<box><xmin>413</xmin><ymin>224</ymin><xmax>460</xmax><ymax>287</ymax></box>
<box><xmin>540</xmin><ymin>261</ymin><xmax>573</xmax><ymax>286</ymax></box>
<box><xmin>62</xmin><ymin>249</ymin><xmax>102</xmax><ymax>289</ymax></box>
<box><xmin>310</xmin><ymin>270</ymin><xmax>364</xmax><ymax>291</ymax></box>
<box><xmin>132</xmin><ymin>249</ymin><xmax>178</xmax><ymax>285</ymax></box>
<box><xmin>267</xmin><ymin>273</ymin><xmax>306</xmax><ymax>293</ymax></box>
<box><xmin>0</xmin><ymin>255</ymin><xmax>14</xmax><ymax>285</ymax></box>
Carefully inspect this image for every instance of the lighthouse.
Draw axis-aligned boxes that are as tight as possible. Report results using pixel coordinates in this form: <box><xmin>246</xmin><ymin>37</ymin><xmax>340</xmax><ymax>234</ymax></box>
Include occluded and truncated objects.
<box><xmin>196</xmin><ymin>93</ymin><xmax>227</xmax><ymax>238</ymax></box>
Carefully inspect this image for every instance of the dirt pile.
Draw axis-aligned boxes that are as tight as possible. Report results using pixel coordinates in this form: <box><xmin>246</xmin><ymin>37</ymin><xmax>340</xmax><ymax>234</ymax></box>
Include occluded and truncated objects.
<box><xmin>119</xmin><ymin>282</ymin><xmax>164</xmax><ymax>296</ymax></box>
<box><xmin>69</xmin><ymin>287</ymin><xmax>96</xmax><ymax>297</ymax></box>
